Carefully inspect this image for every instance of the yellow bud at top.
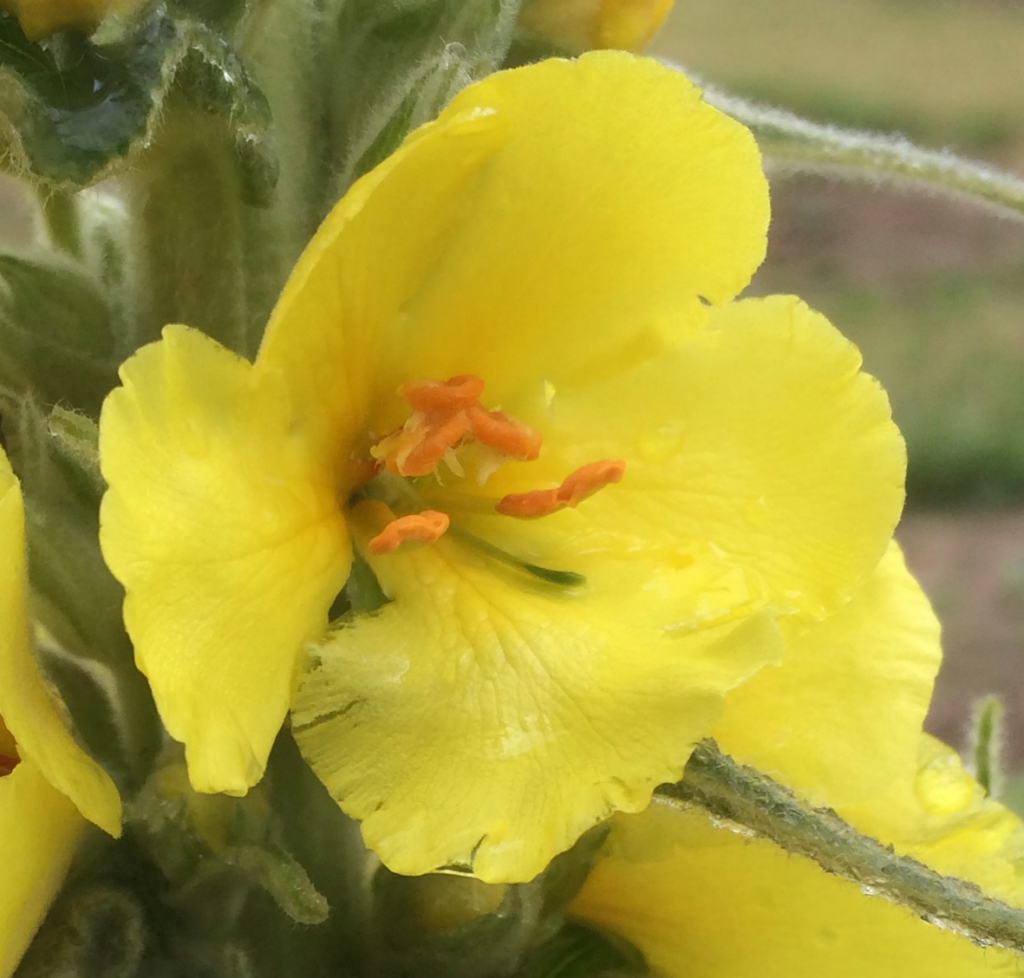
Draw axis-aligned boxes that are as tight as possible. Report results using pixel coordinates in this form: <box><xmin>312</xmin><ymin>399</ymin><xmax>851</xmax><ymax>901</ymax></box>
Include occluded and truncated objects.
<box><xmin>1</xmin><ymin>0</ymin><xmax>142</xmax><ymax>41</ymax></box>
<box><xmin>519</xmin><ymin>0</ymin><xmax>674</xmax><ymax>52</ymax></box>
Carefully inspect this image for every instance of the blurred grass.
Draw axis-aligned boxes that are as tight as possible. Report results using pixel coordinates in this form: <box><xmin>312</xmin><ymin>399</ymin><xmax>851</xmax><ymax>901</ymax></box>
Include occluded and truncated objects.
<box><xmin>652</xmin><ymin>0</ymin><xmax>1024</xmax><ymax>152</ymax></box>
<box><xmin>753</xmin><ymin>233</ymin><xmax>1024</xmax><ymax>507</ymax></box>
<box><xmin>652</xmin><ymin>0</ymin><xmax>1024</xmax><ymax>507</ymax></box>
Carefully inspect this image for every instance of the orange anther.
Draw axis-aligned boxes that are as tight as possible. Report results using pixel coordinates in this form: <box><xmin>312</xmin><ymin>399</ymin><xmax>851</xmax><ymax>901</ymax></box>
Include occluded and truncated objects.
<box><xmin>367</xmin><ymin>510</ymin><xmax>450</xmax><ymax>555</ymax></box>
<box><xmin>467</xmin><ymin>406</ymin><xmax>542</xmax><ymax>461</ymax></box>
<box><xmin>370</xmin><ymin>374</ymin><xmax>544</xmax><ymax>480</ymax></box>
<box><xmin>494</xmin><ymin>487</ymin><xmax>563</xmax><ymax>519</ymax></box>
<box><xmin>496</xmin><ymin>459</ymin><xmax>626</xmax><ymax>519</ymax></box>
<box><xmin>403</xmin><ymin>375</ymin><xmax>485</xmax><ymax>413</ymax></box>
<box><xmin>396</xmin><ymin>411</ymin><xmax>471</xmax><ymax>477</ymax></box>
<box><xmin>0</xmin><ymin>753</ymin><xmax>19</xmax><ymax>778</ymax></box>
<box><xmin>558</xmin><ymin>459</ymin><xmax>626</xmax><ymax>507</ymax></box>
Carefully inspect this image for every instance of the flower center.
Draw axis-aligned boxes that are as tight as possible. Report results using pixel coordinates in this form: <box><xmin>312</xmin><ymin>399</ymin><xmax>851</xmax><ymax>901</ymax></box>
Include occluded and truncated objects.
<box><xmin>365</xmin><ymin>375</ymin><xmax>625</xmax><ymax>555</ymax></box>
<box><xmin>0</xmin><ymin>752</ymin><xmax>18</xmax><ymax>777</ymax></box>
<box><xmin>370</xmin><ymin>375</ymin><xmax>541</xmax><ymax>478</ymax></box>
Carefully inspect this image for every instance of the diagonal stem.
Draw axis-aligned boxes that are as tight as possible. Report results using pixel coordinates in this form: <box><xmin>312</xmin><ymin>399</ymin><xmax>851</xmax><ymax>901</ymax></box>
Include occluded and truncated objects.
<box><xmin>661</xmin><ymin>740</ymin><xmax>1024</xmax><ymax>955</ymax></box>
<box><xmin>662</xmin><ymin>62</ymin><xmax>1024</xmax><ymax>223</ymax></box>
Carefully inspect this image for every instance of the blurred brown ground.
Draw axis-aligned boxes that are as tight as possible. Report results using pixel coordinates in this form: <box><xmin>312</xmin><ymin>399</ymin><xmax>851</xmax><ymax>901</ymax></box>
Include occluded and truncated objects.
<box><xmin>900</xmin><ymin>511</ymin><xmax>1024</xmax><ymax>767</ymax></box>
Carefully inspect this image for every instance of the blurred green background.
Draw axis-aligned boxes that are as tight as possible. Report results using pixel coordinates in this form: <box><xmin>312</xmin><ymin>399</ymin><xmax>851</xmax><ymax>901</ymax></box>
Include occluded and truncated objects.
<box><xmin>651</xmin><ymin>0</ymin><xmax>1024</xmax><ymax>776</ymax></box>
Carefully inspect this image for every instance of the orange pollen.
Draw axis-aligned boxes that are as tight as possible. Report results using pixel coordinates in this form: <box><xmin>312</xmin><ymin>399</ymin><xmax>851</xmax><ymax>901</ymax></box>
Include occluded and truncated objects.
<box><xmin>396</xmin><ymin>411</ymin><xmax>472</xmax><ymax>477</ymax></box>
<box><xmin>371</xmin><ymin>374</ymin><xmax>542</xmax><ymax>478</ymax></box>
<box><xmin>0</xmin><ymin>753</ymin><xmax>19</xmax><ymax>778</ymax></box>
<box><xmin>368</xmin><ymin>510</ymin><xmax>450</xmax><ymax>555</ymax></box>
<box><xmin>403</xmin><ymin>375</ymin><xmax>484</xmax><ymax>413</ymax></box>
<box><xmin>466</xmin><ymin>406</ymin><xmax>542</xmax><ymax>461</ymax></box>
<box><xmin>496</xmin><ymin>459</ymin><xmax>626</xmax><ymax>519</ymax></box>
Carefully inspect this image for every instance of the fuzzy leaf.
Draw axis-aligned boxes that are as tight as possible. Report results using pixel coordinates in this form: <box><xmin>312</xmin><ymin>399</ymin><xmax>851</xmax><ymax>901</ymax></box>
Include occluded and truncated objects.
<box><xmin>0</xmin><ymin>254</ymin><xmax>118</xmax><ymax>415</ymax></box>
<box><xmin>0</xmin><ymin>10</ymin><xmax>276</xmax><ymax>196</ymax></box>
<box><xmin>327</xmin><ymin>0</ymin><xmax>524</xmax><ymax>200</ymax></box>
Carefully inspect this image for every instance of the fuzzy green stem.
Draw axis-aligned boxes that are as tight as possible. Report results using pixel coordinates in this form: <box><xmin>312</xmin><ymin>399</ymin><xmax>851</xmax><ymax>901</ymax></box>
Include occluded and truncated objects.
<box><xmin>125</xmin><ymin>100</ymin><xmax>251</xmax><ymax>356</ymax></box>
<box><xmin>678</xmin><ymin>71</ymin><xmax>1024</xmax><ymax>222</ymax></box>
<box><xmin>662</xmin><ymin>740</ymin><xmax>1024</xmax><ymax>954</ymax></box>
<box><xmin>38</xmin><ymin>189</ymin><xmax>84</xmax><ymax>261</ymax></box>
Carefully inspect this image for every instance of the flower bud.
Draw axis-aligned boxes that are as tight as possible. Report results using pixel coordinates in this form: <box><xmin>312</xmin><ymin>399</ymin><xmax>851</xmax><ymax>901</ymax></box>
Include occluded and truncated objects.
<box><xmin>518</xmin><ymin>0</ymin><xmax>673</xmax><ymax>52</ymax></box>
<box><xmin>0</xmin><ymin>0</ymin><xmax>143</xmax><ymax>41</ymax></box>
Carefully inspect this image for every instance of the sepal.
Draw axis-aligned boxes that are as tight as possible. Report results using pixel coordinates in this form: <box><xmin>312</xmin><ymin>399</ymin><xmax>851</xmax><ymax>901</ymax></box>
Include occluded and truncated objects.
<box><xmin>129</xmin><ymin>751</ymin><xmax>328</xmax><ymax>926</ymax></box>
<box><xmin>516</xmin><ymin>921</ymin><xmax>647</xmax><ymax>978</ymax></box>
<box><xmin>370</xmin><ymin>826</ymin><xmax>612</xmax><ymax>978</ymax></box>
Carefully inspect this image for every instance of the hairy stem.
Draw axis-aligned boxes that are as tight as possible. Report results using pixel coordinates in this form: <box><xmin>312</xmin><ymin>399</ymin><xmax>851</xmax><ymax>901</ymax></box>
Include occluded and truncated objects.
<box><xmin>662</xmin><ymin>740</ymin><xmax>1024</xmax><ymax>954</ymax></box>
<box><xmin>667</xmin><ymin>67</ymin><xmax>1024</xmax><ymax>222</ymax></box>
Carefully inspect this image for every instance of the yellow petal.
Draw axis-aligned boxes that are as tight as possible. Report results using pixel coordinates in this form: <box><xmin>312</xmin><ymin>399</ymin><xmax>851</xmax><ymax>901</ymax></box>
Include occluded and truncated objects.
<box><xmin>0</xmin><ymin>449</ymin><xmax>121</xmax><ymax>835</ymax></box>
<box><xmin>844</xmin><ymin>736</ymin><xmax>1024</xmax><ymax>903</ymax></box>
<box><xmin>0</xmin><ymin>759</ymin><xmax>85</xmax><ymax>978</ymax></box>
<box><xmin>258</xmin><ymin>53</ymin><xmax>768</xmax><ymax>443</ymax></box>
<box><xmin>442</xmin><ymin>295</ymin><xmax>905</xmax><ymax>636</ymax></box>
<box><xmin>292</xmin><ymin>506</ymin><xmax>782</xmax><ymax>883</ymax></box>
<box><xmin>570</xmin><ymin>800</ymin><xmax>1022</xmax><ymax>978</ymax></box>
<box><xmin>711</xmin><ymin>542</ymin><xmax>941</xmax><ymax>809</ymax></box>
<box><xmin>519</xmin><ymin>0</ymin><xmax>675</xmax><ymax>52</ymax></box>
<box><xmin>254</xmin><ymin>105</ymin><xmax>508</xmax><ymax>470</ymax></box>
<box><xmin>99</xmin><ymin>326</ymin><xmax>351</xmax><ymax>794</ymax></box>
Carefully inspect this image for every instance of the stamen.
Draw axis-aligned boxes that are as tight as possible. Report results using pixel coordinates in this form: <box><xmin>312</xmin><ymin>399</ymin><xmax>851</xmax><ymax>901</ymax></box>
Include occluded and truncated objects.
<box><xmin>398</xmin><ymin>411</ymin><xmax>471</xmax><ymax>477</ymax></box>
<box><xmin>370</xmin><ymin>374</ymin><xmax>542</xmax><ymax>480</ymax></box>
<box><xmin>559</xmin><ymin>459</ymin><xmax>627</xmax><ymax>506</ymax></box>
<box><xmin>496</xmin><ymin>459</ymin><xmax>626</xmax><ymax>519</ymax></box>
<box><xmin>368</xmin><ymin>510</ymin><xmax>451</xmax><ymax>555</ymax></box>
<box><xmin>493</xmin><ymin>486</ymin><xmax>561</xmax><ymax>520</ymax></box>
<box><xmin>466</xmin><ymin>406</ymin><xmax>542</xmax><ymax>461</ymax></box>
<box><xmin>403</xmin><ymin>375</ymin><xmax>485</xmax><ymax>413</ymax></box>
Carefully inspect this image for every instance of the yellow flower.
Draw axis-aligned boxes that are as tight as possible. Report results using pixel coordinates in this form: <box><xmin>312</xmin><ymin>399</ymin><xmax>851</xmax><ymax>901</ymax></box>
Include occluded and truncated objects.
<box><xmin>570</xmin><ymin>548</ymin><xmax>1024</xmax><ymax>975</ymax></box>
<box><xmin>0</xmin><ymin>446</ymin><xmax>122</xmax><ymax>977</ymax></box>
<box><xmin>519</xmin><ymin>0</ymin><xmax>674</xmax><ymax>52</ymax></box>
<box><xmin>98</xmin><ymin>52</ymin><xmax>905</xmax><ymax>882</ymax></box>
<box><xmin>0</xmin><ymin>0</ymin><xmax>142</xmax><ymax>40</ymax></box>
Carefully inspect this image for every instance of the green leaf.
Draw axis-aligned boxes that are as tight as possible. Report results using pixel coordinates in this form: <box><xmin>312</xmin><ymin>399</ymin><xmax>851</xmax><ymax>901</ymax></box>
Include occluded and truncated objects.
<box><xmin>325</xmin><ymin>0</ymin><xmax>524</xmax><ymax>203</ymax></box>
<box><xmin>0</xmin><ymin>12</ymin><xmax>174</xmax><ymax>185</ymax></box>
<box><xmin>0</xmin><ymin>10</ymin><xmax>277</xmax><ymax>195</ymax></box>
<box><xmin>0</xmin><ymin>253</ymin><xmax>119</xmax><ymax>415</ymax></box>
